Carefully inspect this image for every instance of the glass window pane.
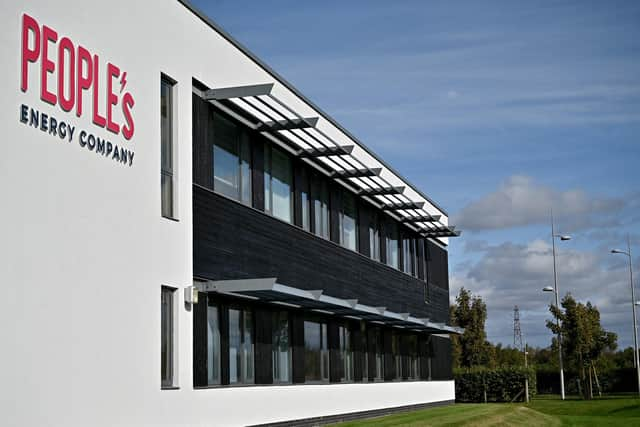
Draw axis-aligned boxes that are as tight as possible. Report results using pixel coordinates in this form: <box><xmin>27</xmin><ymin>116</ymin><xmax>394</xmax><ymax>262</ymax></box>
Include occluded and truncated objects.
<box><xmin>161</xmin><ymin>287</ymin><xmax>173</xmax><ymax>387</ymax></box>
<box><xmin>304</xmin><ymin>321</ymin><xmax>320</xmax><ymax>382</ymax></box>
<box><xmin>229</xmin><ymin>308</ymin><xmax>241</xmax><ymax>384</ymax></box>
<box><xmin>243</xmin><ymin>310</ymin><xmax>254</xmax><ymax>383</ymax></box>
<box><xmin>264</xmin><ymin>146</ymin><xmax>271</xmax><ymax>213</ymax></box>
<box><xmin>304</xmin><ymin>320</ymin><xmax>328</xmax><ymax>382</ymax></box>
<box><xmin>340</xmin><ymin>191</ymin><xmax>357</xmax><ymax>251</ymax></box>
<box><xmin>160</xmin><ymin>81</ymin><xmax>172</xmax><ymax>173</ymax></box>
<box><xmin>338</xmin><ymin>325</ymin><xmax>353</xmax><ymax>382</ymax></box>
<box><xmin>161</xmin><ymin>172</ymin><xmax>173</xmax><ymax>218</ymax></box>
<box><xmin>361</xmin><ymin>322</ymin><xmax>368</xmax><ymax>382</ymax></box>
<box><xmin>272</xmin><ymin>312</ymin><xmax>291</xmax><ymax>383</ymax></box>
<box><xmin>386</xmin><ymin>225</ymin><xmax>399</xmax><ymax>269</ymax></box>
<box><xmin>160</xmin><ymin>79</ymin><xmax>174</xmax><ymax>219</ymax></box>
<box><xmin>270</xmin><ymin>148</ymin><xmax>292</xmax><ymax>223</ymax></box>
<box><xmin>207</xmin><ymin>304</ymin><xmax>221</xmax><ymax>385</ymax></box>
<box><xmin>313</xmin><ymin>179</ymin><xmax>330</xmax><ymax>239</ymax></box>
<box><xmin>301</xmin><ymin>170</ymin><xmax>310</xmax><ymax>232</ymax></box>
<box><xmin>240</xmin><ymin>135</ymin><xmax>252</xmax><ymax>205</ymax></box>
<box><xmin>213</xmin><ymin>115</ymin><xmax>240</xmax><ymax>200</ymax></box>
<box><xmin>369</xmin><ymin>215</ymin><xmax>380</xmax><ymax>261</ymax></box>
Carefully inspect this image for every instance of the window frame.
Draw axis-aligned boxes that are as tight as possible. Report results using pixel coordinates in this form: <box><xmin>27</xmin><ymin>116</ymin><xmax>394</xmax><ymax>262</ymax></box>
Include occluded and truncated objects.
<box><xmin>264</xmin><ymin>144</ymin><xmax>294</xmax><ymax>224</ymax></box>
<box><xmin>161</xmin><ymin>75</ymin><xmax>178</xmax><ymax>220</ymax></box>
<box><xmin>339</xmin><ymin>190</ymin><xmax>358</xmax><ymax>252</ymax></box>
<box><xmin>272</xmin><ymin>310</ymin><xmax>292</xmax><ymax>384</ymax></box>
<box><xmin>161</xmin><ymin>285</ymin><xmax>179</xmax><ymax>389</ymax></box>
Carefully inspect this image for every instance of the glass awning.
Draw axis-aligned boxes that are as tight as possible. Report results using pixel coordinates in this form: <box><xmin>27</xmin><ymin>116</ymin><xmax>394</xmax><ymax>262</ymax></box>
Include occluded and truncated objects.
<box><xmin>194</xmin><ymin>277</ymin><xmax>463</xmax><ymax>335</ymax></box>
<box><xmin>195</xmin><ymin>83</ymin><xmax>460</xmax><ymax>241</ymax></box>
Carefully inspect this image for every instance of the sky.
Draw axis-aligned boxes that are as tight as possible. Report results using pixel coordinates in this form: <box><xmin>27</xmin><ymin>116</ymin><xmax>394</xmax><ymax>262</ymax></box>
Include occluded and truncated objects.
<box><xmin>190</xmin><ymin>0</ymin><xmax>640</xmax><ymax>349</ymax></box>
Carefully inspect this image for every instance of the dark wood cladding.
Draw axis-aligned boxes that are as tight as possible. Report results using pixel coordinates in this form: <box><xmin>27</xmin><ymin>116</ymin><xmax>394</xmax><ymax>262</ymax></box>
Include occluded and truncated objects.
<box><xmin>194</xmin><ymin>186</ymin><xmax>450</xmax><ymax>322</ymax></box>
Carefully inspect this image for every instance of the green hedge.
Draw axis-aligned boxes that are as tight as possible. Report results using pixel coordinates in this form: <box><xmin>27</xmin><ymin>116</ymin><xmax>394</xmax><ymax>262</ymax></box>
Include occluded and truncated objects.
<box><xmin>454</xmin><ymin>367</ymin><xmax>537</xmax><ymax>403</ymax></box>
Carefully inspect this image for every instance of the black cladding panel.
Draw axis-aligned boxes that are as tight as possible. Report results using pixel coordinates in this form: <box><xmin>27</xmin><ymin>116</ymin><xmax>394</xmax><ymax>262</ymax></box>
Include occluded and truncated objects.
<box><xmin>193</xmin><ymin>187</ymin><xmax>450</xmax><ymax>322</ymax></box>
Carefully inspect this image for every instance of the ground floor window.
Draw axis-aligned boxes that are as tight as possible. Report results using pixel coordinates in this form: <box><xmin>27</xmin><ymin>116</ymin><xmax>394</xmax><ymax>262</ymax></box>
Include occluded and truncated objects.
<box><xmin>161</xmin><ymin>286</ymin><xmax>177</xmax><ymax>388</ymax></box>
<box><xmin>304</xmin><ymin>320</ymin><xmax>329</xmax><ymax>382</ymax></box>
<box><xmin>193</xmin><ymin>293</ymin><xmax>445</xmax><ymax>387</ymax></box>
<box><xmin>406</xmin><ymin>335</ymin><xmax>419</xmax><ymax>380</ymax></box>
<box><xmin>207</xmin><ymin>302</ymin><xmax>221</xmax><ymax>385</ymax></box>
<box><xmin>370</xmin><ymin>327</ymin><xmax>384</xmax><ymax>381</ymax></box>
<box><xmin>392</xmin><ymin>332</ymin><xmax>402</xmax><ymax>380</ymax></box>
<box><xmin>338</xmin><ymin>324</ymin><xmax>354</xmax><ymax>382</ymax></box>
<box><xmin>272</xmin><ymin>311</ymin><xmax>291</xmax><ymax>383</ymax></box>
<box><xmin>228</xmin><ymin>307</ymin><xmax>254</xmax><ymax>384</ymax></box>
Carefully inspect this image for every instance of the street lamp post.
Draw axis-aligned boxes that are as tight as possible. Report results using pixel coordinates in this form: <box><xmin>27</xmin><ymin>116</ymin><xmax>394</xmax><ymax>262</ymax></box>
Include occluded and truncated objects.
<box><xmin>611</xmin><ymin>236</ymin><xmax>640</xmax><ymax>397</ymax></box>
<box><xmin>546</xmin><ymin>210</ymin><xmax>571</xmax><ymax>400</ymax></box>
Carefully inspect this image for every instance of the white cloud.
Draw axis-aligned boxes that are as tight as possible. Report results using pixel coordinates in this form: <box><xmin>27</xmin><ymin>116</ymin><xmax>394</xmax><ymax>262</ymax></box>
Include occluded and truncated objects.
<box><xmin>453</xmin><ymin>175</ymin><xmax>624</xmax><ymax>231</ymax></box>
<box><xmin>451</xmin><ymin>239</ymin><xmax>635</xmax><ymax>347</ymax></box>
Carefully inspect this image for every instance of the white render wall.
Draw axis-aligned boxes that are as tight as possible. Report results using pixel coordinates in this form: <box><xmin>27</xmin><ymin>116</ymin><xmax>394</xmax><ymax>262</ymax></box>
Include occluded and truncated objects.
<box><xmin>0</xmin><ymin>1</ymin><xmax>455</xmax><ymax>426</ymax></box>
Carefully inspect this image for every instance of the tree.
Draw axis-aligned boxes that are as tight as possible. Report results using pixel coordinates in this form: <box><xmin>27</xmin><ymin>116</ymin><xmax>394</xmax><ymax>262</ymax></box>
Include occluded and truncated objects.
<box><xmin>450</xmin><ymin>287</ymin><xmax>493</xmax><ymax>368</ymax></box>
<box><xmin>546</xmin><ymin>294</ymin><xmax>617</xmax><ymax>399</ymax></box>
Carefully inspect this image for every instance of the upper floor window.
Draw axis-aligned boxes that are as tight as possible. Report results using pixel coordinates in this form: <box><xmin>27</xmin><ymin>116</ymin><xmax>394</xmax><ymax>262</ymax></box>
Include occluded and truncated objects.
<box><xmin>312</xmin><ymin>178</ymin><xmax>330</xmax><ymax>239</ymax></box>
<box><xmin>403</xmin><ymin>237</ymin><xmax>416</xmax><ymax>276</ymax></box>
<box><xmin>385</xmin><ymin>223</ymin><xmax>399</xmax><ymax>269</ymax></box>
<box><xmin>300</xmin><ymin>168</ymin><xmax>311</xmax><ymax>232</ymax></box>
<box><xmin>265</xmin><ymin>145</ymin><xmax>293</xmax><ymax>223</ymax></box>
<box><xmin>161</xmin><ymin>76</ymin><xmax>177</xmax><ymax>219</ymax></box>
<box><xmin>213</xmin><ymin>114</ymin><xmax>252</xmax><ymax>205</ymax></box>
<box><xmin>339</xmin><ymin>190</ymin><xmax>358</xmax><ymax>251</ymax></box>
<box><xmin>369</xmin><ymin>213</ymin><xmax>381</xmax><ymax>261</ymax></box>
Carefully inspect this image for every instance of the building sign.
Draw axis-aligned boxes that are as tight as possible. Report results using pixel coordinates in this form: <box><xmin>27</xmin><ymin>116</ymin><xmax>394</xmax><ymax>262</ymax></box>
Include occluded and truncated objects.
<box><xmin>19</xmin><ymin>13</ymin><xmax>136</xmax><ymax>166</ymax></box>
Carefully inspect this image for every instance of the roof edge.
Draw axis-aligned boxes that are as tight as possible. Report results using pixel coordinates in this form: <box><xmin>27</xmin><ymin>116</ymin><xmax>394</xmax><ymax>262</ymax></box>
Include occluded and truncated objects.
<box><xmin>176</xmin><ymin>0</ymin><xmax>449</xmax><ymax>217</ymax></box>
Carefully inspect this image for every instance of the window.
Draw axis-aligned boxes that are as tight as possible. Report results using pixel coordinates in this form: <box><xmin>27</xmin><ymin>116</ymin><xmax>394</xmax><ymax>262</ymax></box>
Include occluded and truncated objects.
<box><xmin>161</xmin><ymin>77</ymin><xmax>176</xmax><ymax>219</ymax></box>
<box><xmin>386</xmin><ymin>224</ymin><xmax>399</xmax><ymax>269</ymax></box>
<box><xmin>402</xmin><ymin>238</ymin><xmax>411</xmax><ymax>273</ymax></box>
<box><xmin>403</xmin><ymin>237</ymin><xmax>417</xmax><ymax>276</ymax></box>
<box><xmin>361</xmin><ymin>322</ymin><xmax>368</xmax><ymax>382</ymax></box>
<box><xmin>312</xmin><ymin>178</ymin><xmax>330</xmax><ymax>239</ymax></box>
<box><xmin>338</xmin><ymin>325</ymin><xmax>353</xmax><ymax>382</ymax></box>
<box><xmin>207</xmin><ymin>302</ymin><xmax>221</xmax><ymax>385</ymax></box>
<box><xmin>304</xmin><ymin>320</ymin><xmax>329</xmax><ymax>382</ymax></box>
<box><xmin>161</xmin><ymin>286</ymin><xmax>177</xmax><ymax>388</ymax></box>
<box><xmin>392</xmin><ymin>332</ymin><xmax>402</xmax><ymax>380</ymax></box>
<box><xmin>300</xmin><ymin>168</ymin><xmax>311</xmax><ymax>231</ymax></box>
<box><xmin>339</xmin><ymin>191</ymin><xmax>358</xmax><ymax>251</ymax></box>
<box><xmin>228</xmin><ymin>307</ymin><xmax>254</xmax><ymax>384</ymax></box>
<box><xmin>265</xmin><ymin>145</ymin><xmax>293</xmax><ymax>223</ymax></box>
<box><xmin>370</xmin><ymin>327</ymin><xmax>384</xmax><ymax>381</ymax></box>
<box><xmin>406</xmin><ymin>335</ymin><xmax>419</xmax><ymax>380</ymax></box>
<box><xmin>369</xmin><ymin>214</ymin><xmax>380</xmax><ymax>261</ymax></box>
<box><xmin>212</xmin><ymin>114</ymin><xmax>252</xmax><ymax>205</ymax></box>
<box><xmin>272</xmin><ymin>311</ymin><xmax>291</xmax><ymax>383</ymax></box>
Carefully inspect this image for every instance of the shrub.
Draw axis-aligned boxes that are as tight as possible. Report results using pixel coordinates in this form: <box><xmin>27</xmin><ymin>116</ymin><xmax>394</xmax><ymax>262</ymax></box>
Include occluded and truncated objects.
<box><xmin>454</xmin><ymin>366</ymin><xmax>537</xmax><ymax>403</ymax></box>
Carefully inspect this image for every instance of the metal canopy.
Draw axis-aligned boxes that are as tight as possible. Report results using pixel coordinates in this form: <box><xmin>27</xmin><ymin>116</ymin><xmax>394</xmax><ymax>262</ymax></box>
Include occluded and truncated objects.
<box><xmin>400</xmin><ymin>214</ymin><xmax>442</xmax><ymax>223</ymax></box>
<box><xmin>195</xmin><ymin>82</ymin><xmax>461</xmax><ymax>242</ymax></box>
<box><xmin>204</xmin><ymin>83</ymin><xmax>274</xmax><ymax>100</ymax></box>
<box><xmin>381</xmin><ymin>201</ymin><xmax>425</xmax><ymax>211</ymax></box>
<box><xmin>358</xmin><ymin>186</ymin><xmax>405</xmax><ymax>196</ymax></box>
<box><xmin>194</xmin><ymin>277</ymin><xmax>463</xmax><ymax>335</ymax></box>
<box><xmin>256</xmin><ymin>117</ymin><xmax>319</xmax><ymax>132</ymax></box>
<box><xmin>298</xmin><ymin>145</ymin><xmax>354</xmax><ymax>158</ymax></box>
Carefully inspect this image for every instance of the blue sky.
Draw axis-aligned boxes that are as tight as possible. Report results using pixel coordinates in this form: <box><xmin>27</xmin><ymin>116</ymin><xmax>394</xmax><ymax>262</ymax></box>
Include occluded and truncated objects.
<box><xmin>191</xmin><ymin>0</ymin><xmax>640</xmax><ymax>348</ymax></box>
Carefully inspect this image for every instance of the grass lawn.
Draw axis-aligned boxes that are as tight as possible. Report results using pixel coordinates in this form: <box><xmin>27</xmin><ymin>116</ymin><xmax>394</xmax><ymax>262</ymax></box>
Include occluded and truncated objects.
<box><xmin>331</xmin><ymin>395</ymin><xmax>640</xmax><ymax>426</ymax></box>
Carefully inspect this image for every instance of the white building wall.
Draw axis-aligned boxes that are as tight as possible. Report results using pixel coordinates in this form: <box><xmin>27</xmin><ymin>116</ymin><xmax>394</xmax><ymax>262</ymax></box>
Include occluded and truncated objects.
<box><xmin>0</xmin><ymin>1</ymin><xmax>454</xmax><ymax>426</ymax></box>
